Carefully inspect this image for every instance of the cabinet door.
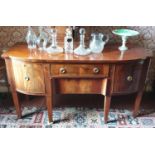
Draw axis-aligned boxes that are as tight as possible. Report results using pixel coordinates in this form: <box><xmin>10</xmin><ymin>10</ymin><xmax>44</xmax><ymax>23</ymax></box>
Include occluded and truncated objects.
<box><xmin>113</xmin><ymin>62</ymin><xmax>143</xmax><ymax>94</ymax></box>
<box><xmin>12</xmin><ymin>60</ymin><xmax>45</xmax><ymax>94</ymax></box>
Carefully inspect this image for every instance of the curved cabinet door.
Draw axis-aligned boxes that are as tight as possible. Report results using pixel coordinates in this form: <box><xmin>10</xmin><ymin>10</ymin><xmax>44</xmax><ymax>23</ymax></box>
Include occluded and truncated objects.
<box><xmin>12</xmin><ymin>60</ymin><xmax>45</xmax><ymax>94</ymax></box>
<box><xmin>113</xmin><ymin>61</ymin><xmax>143</xmax><ymax>94</ymax></box>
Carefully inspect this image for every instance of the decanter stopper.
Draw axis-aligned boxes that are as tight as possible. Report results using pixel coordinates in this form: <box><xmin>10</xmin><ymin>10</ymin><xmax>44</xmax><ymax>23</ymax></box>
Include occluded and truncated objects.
<box><xmin>64</xmin><ymin>27</ymin><xmax>73</xmax><ymax>53</ymax></box>
<box><xmin>26</xmin><ymin>26</ymin><xmax>37</xmax><ymax>49</ymax></box>
<box><xmin>74</xmin><ymin>28</ymin><xmax>91</xmax><ymax>55</ymax></box>
<box><xmin>79</xmin><ymin>28</ymin><xmax>86</xmax><ymax>48</ymax></box>
<box><xmin>51</xmin><ymin>28</ymin><xmax>57</xmax><ymax>48</ymax></box>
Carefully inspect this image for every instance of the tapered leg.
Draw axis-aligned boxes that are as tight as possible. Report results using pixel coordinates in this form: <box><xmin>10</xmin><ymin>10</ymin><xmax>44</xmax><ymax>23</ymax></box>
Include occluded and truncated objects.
<box><xmin>133</xmin><ymin>90</ymin><xmax>143</xmax><ymax>117</ymax></box>
<box><xmin>104</xmin><ymin>95</ymin><xmax>111</xmax><ymax>123</ymax></box>
<box><xmin>45</xmin><ymin>96</ymin><xmax>53</xmax><ymax>123</ymax></box>
<box><xmin>12</xmin><ymin>92</ymin><xmax>22</xmax><ymax>118</ymax></box>
<box><xmin>43</xmin><ymin>64</ymin><xmax>53</xmax><ymax>123</ymax></box>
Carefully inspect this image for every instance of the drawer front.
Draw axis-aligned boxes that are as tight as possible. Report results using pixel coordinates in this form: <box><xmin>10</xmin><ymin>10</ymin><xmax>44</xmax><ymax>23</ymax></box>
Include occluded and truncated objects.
<box><xmin>12</xmin><ymin>60</ymin><xmax>45</xmax><ymax>94</ymax></box>
<box><xmin>54</xmin><ymin>79</ymin><xmax>107</xmax><ymax>94</ymax></box>
<box><xmin>51</xmin><ymin>64</ymin><xmax>109</xmax><ymax>77</ymax></box>
<box><xmin>113</xmin><ymin>62</ymin><xmax>142</xmax><ymax>94</ymax></box>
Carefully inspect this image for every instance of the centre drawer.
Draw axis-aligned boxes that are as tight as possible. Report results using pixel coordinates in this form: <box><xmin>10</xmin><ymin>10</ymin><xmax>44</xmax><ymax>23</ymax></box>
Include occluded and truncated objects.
<box><xmin>50</xmin><ymin>64</ymin><xmax>109</xmax><ymax>77</ymax></box>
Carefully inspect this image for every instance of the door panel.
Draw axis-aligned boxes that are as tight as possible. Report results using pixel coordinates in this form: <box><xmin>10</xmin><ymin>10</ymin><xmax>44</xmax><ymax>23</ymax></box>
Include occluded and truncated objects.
<box><xmin>12</xmin><ymin>60</ymin><xmax>45</xmax><ymax>94</ymax></box>
<box><xmin>113</xmin><ymin>62</ymin><xmax>142</xmax><ymax>94</ymax></box>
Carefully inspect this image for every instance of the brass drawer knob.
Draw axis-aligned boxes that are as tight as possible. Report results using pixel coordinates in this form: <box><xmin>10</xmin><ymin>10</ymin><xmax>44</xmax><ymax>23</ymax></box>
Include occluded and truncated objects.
<box><xmin>59</xmin><ymin>67</ymin><xmax>66</xmax><ymax>74</ymax></box>
<box><xmin>127</xmin><ymin>76</ymin><xmax>133</xmax><ymax>82</ymax></box>
<box><xmin>93</xmin><ymin>67</ymin><xmax>100</xmax><ymax>74</ymax></box>
<box><xmin>25</xmin><ymin>76</ymin><xmax>30</xmax><ymax>81</ymax></box>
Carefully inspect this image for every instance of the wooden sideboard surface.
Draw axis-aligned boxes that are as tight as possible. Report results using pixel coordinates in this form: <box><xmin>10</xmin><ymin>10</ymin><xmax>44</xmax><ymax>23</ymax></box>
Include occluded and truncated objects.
<box><xmin>1</xmin><ymin>43</ymin><xmax>153</xmax><ymax>123</ymax></box>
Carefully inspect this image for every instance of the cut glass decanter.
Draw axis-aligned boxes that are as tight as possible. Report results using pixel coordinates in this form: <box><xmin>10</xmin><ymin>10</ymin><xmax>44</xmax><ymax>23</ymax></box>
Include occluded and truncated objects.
<box><xmin>36</xmin><ymin>26</ymin><xmax>48</xmax><ymax>51</ymax></box>
<box><xmin>46</xmin><ymin>28</ymin><xmax>63</xmax><ymax>53</ymax></box>
<box><xmin>26</xmin><ymin>26</ymin><xmax>37</xmax><ymax>49</ymax></box>
<box><xmin>64</xmin><ymin>27</ymin><xmax>73</xmax><ymax>53</ymax></box>
<box><xmin>74</xmin><ymin>28</ymin><xmax>91</xmax><ymax>55</ymax></box>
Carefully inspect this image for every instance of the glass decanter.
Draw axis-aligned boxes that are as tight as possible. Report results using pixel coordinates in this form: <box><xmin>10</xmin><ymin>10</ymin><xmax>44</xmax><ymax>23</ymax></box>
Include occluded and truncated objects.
<box><xmin>46</xmin><ymin>28</ymin><xmax>63</xmax><ymax>53</ymax></box>
<box><xmin>25</xmin><ymin>26</ymin><xmax>37</xmax><ymax>49</ymax></box>
<box><xmin>89</xmin><ymin>33</ymin><xmax>109</xmax><ymax>53</ymax></box>
<box><xmin>36</xmin><ymin>26</ymin><xmax>48</xmax><ymax>51</ymax></box>
<box><xmin>74</xmin><ymin>28</ymin><xmax>91</xmax><ymax>55</ymax></box>
<box><xmin>64</xmin><ymin>27</ymin><xmax>73</xmax><ymax>53</ymax></box>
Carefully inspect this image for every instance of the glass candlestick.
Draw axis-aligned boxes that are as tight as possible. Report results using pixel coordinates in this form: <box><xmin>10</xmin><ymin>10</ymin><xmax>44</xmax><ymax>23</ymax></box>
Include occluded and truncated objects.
<box><xmin>74</xmin><ymin>28</ymin><xmax>91</xmax><ymax>55</ymax></box>
<box><xmin>46</xmin><ymin>28</ymin><xmax>63</xmax><ymax>53</ymax></box>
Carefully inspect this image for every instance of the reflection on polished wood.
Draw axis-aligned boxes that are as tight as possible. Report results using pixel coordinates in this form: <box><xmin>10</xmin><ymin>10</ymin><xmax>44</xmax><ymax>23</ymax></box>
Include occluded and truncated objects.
<box><xmin>2</xmin><ymin>43</ymin><xmax>152</xmax><ymax>62</ymax></box>
<box><xmin>1</xmin><ymin>43</ymin><xmax>153</xmax><ymax>123</ymax></box>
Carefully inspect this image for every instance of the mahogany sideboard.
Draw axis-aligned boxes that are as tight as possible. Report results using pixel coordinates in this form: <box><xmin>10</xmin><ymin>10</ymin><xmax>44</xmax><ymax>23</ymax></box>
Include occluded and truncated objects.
<box><xmin>1</xmin><ymin>44</ymin><xmax>152</xmax><ymax>123</ymax></box>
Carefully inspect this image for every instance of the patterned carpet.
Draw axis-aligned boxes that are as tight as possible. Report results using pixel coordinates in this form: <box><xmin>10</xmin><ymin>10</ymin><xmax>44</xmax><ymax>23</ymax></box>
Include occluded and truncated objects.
<box><xmin>0</xmin><ymin>105</ymin><xmax>155</xmax><ymax>128</ymax></box>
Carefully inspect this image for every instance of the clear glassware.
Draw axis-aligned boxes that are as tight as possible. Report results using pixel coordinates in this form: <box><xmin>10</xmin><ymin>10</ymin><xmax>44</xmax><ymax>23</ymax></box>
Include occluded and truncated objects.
<box><xmin>112</xmin><ymin>29</ymin><xmax>139</xmax><ymax>51</ymax></box>
<box><xmin>46</xmin><ymin>28</ymin><xmax>63</xmax><ymax>53</ymax></box>
<box><xmin>25</xmin><ymin>26</ymin><xmax>37</xmax><ymax>49</ymax></box>
<box><xmin>74</xmin><ymin>28</ymin><xmax>91</xmax><ymax>56</ymax></box>
<box><xmin>36</xmin><ymin>26</ymin><xmax>48</xmax><ymax>51</ymax></box>
<box><xmin>64</xmin><ymin>27</ymin><xmax>73</xmax><ymax>53</ymax></box>
<box><xmin>89</xmin><ymin>33</ymin><xmax>109</xmax><ymax>53</ymax></box>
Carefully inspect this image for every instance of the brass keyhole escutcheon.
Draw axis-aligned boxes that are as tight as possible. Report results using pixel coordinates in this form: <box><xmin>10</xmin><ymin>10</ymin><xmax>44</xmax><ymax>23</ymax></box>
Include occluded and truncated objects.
<box><xmin>25</xmin><ymin>76</ymin><xmax>30</xmax><ymax>81</ymax></box>
<box><xmin>60</xmin><ymin>67</ymin><xmax>66</xmax><ymax>74</ymax></box>
<box><xmin>93</xmin><ymin>67</ymin><xmax>100</xmax><ymax>74</ymax></box>
<box><xmin>127</xmin><ymin>76</ymin><xmax>133</xmax><ymax>82</ymax></box>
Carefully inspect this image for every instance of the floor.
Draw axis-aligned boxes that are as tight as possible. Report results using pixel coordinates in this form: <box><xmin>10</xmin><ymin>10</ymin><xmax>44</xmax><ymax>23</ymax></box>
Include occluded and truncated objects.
<box><xmin>1</xmin><ymin>92</ymin><xmax>155</xmax><ymax>112</ymax></box>
<box><xmin>0</xmin><ymin>92</ymin><xmax>155</xmax><ymax>127</ymax></box>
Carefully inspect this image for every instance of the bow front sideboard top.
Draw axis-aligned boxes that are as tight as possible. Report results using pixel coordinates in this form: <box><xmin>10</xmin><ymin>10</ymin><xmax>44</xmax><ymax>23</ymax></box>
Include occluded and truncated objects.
<box><xmin>1</xmin><ymin>43</ymin><xmax>152</xmax><ymax>123</ymax></box>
